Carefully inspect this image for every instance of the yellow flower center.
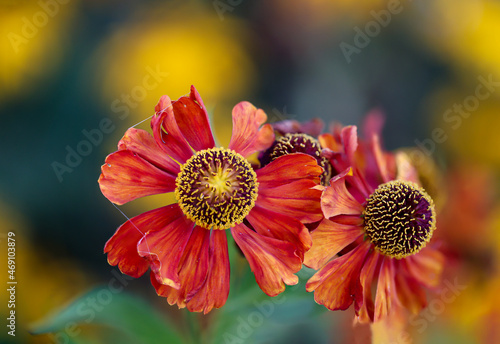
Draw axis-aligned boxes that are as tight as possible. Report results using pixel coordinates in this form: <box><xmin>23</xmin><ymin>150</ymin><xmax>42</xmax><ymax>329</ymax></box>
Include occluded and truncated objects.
<box><xmin>363</xmin><ymin>180</ymin><xmax>436</xmax><ymax>259</ymax></box>
<box><xmin>175</xmin><ymin>148</ymin><xmax>258</xmax><ymax>230</ymax></box>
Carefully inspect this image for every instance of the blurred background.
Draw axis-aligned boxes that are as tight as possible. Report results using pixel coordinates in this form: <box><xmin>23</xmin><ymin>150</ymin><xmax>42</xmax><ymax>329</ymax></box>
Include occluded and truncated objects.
<box><xmin>1</xmin><ymin>0</ymin><xmax>500</xmax><ymax>343</ymax></box>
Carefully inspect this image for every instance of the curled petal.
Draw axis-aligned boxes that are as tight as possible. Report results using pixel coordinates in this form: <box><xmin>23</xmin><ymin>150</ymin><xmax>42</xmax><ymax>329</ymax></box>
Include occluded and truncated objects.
<box><xmin>186</xmin><ymin>230</ymin><xmax>230</xmax><ymax>314</ymax></box>
<box><xmin>99</xmin><ymin>150</ymin><xmax>176</xmax><ymax>205</ymax></box>
<box><xmin>319</xmin><ymin>133</ymin><xmax>343</xmax><ymax>153</ymax></box>
<box><xmin>355</xmin><ymin>250</ymin><xmax>382</xmax><ymax>323</ymax></box>
<box><xmin>304</xmin><ymin>218</ymin><xmax>363</xmax><ymax>270</ymax></box>
<box><xmin>149</xmin><ymin>226</ymin><xmax>211</xmax><ymax>309</ymax></box>
<box><xmin>342</xmin><ymin>126</ymin><xmax>358</xmax><ymax>166</ymax></box>
<box><xmin>137</xmin><ymin>209</ymin><xmax>194</xmax><ymax>289</ymax></box>
<box><xmin>171</xmin><ymin>85</ymin><xmax>215</xmax><ymax>151</ymax></box>
<box><xmin>118</xmin><ymin>128</ymin><xmax>180</xmax><ymax>175</ymax></box>
<box><xmin>306</xmin><ymin>242</ymin><xmax>370</xmax><ymax>311</ymax></box>
<box><xmin>104</xmin><ymin>205</ymin><xmax>182</xmax><ymax>278</ymax></box>
<box><xmin>231</xmin><ymin>223</ymin><xmax>301</xmax><ymax>296</ymax></box>
<box><xmin>321</xmin><ymin>174</ymin><xmax>364</xmax><ymax>219</ymax></box>
<box><xmin>374</xmin><ymin>257</ymin><xmax>396</xmax><ymax>322</ymax></box>
<box><xmin>228</xmin><ymin>101</ymin><xmax>275</xmax><ymax>157</ymax></box>
<box><xmin>246</xmin><ymin>205</ymin><xmax>312</xmax><ymax>261</ymax></box>
<box><xmin>151</xmin><ymin>95</ymin><xmax>193</xmax><ymax>164</ymax></box>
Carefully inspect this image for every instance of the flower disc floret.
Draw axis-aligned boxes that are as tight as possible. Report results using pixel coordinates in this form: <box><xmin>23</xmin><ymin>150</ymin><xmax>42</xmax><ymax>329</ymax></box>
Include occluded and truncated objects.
<box><xmin>362</xmin><ymin>180</ymin><xmax>436</xmax><ymax>259</ymax></box>
<box><xmin>175</xmin><ymin>148</ymin><xmax>258</xmax><ymax>230</ymax></box>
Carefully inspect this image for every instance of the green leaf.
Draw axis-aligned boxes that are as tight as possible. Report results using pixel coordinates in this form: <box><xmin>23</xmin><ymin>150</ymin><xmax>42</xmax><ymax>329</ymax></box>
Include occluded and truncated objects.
<box><xmin>30</xmin><ymin>286</ymin><xmax>186</xmax><ymax>344</ymax></box>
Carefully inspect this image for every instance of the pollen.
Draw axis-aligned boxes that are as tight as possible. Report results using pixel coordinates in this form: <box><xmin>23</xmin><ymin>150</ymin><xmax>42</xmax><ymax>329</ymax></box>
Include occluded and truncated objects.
<box><xmin>175</xmin><ymin>148</ymin><xmax>258</xmax><ymax>230</ymax></box>
<box><xmin>266</xmin><ymin>133</ymin><xmax>332</xmax><ymax>185</ymax></box>
<box><xmin>362</xmin><ymin>180</ymin><xmax>436</xmax><ymax>259</ymax></box>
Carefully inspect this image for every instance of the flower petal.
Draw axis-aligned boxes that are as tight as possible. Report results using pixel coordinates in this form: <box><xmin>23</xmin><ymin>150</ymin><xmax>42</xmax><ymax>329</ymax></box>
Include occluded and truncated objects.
<box><xmin>151</xmin><ymin>95</ymin><xmax>193</xmax><ymax>164</ymax></box>
<box><xmin>246</xmin><ymin>205</ymin><xmax>312</xmax><ymax>261</ymax></box>
<box><xmin>137</xmin><ymin>208</ymin><xmax>194</xmax><ymax>289</ymax></box>
<box><xmin>393</xmin><ymin>262</ymin><xmax>427</xmax><ymax>314</ymax></box>
<box><xmin>171</xmin><ymin>85</ymin><xmax>215</xmax><ymax>151</ymax></box>
<box><xmin>403</xmin><ymin>247</ymin><xmax>444</xmax><ymax>288</ymax></box>
<box><xmin>355</xmin><ymin>250</ymin><xmax>382</xmax><ymax>323</ymax></box>
<box><xmin>304</xmin><ymin>218</ymin><xmax>363</xmax><ymax>270</ymax></box>
<box><xmin>149</xmin><ymin>226</ymin><xmax>211</xmax><ymax>309</ymax></box>
<box><xmin>231</xmin><ymin>223</ymin><xmax>301</xmax><ymax>296</ymax></box>
<box><xmin>374</xmin><ymin>257</ymin><xmax>396</xmax><ymax>322</ymax></box>
<box><xmin>272</xmin><ymin>118</ymin><xmax>324</xmax><ymax>137</ymax></box>
<box><xmin>306</xmin><ymin>242</ymin><xmax>370</xmax><ymax>311</ymax></box>
<box><xmin>395</xmin><ymin>151</ymin><xmax>420</xmax><ymax>184</ymax></box>
<box><xmin>99</xmin><ymin>150</ymin><xmax>177</xmax><ymax>205</ymax></box>
<box><xmin>228</xmin><ymin>101</ymin><xmax>275</xmax><ymax>158</ymax></box>
<box><xmin>104</xmin><ymin>205</ymin><xmax>182</xmax><ymax>278</ymax></box>
<box><xmin>321</xmin><ymin>174</ymin><xmax>364</xmax><ymax>219</ymax></box>
<box><xmin>342</xmin><ymin>126</ymin><xmax>358</xmax><ymax>166</ymax></box>
<box><xmin>118</xmin><ymin>128</ymin><xmax>180</xmax><ymax>175</ymax></box>
<box><xmin>185</xmin><ymin>230</ymin><xmax>230</xmax><ymax>314</ymax></box>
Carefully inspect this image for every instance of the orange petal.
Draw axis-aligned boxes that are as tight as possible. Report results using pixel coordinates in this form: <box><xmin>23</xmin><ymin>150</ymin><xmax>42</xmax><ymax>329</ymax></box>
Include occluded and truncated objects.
<box><xmin>149</xmin><ymin>226</ymin><xmax>211</xmax><ymax>308</ymax></box>
<box><xmin>304</xmin><ymin>218</ymin><xmax>363</xmax><ymax>270</ymax></box>
<box><xmin>395</xmin><ymin>151</ymin><xmax>420</xmax><ymax>184</ymax></box>
<box><xmin>246</xmin><ymin>205</ymin><xmax>312</xmax><ymax>261</ymax></box>
<box><xmin>104</xmin><ymin>204</ymin><xmax>182</xmax><ymax>278</ymax></box>
<box><xmin>356</xmin><ymin>250</ymin><xmax>382</xmax><ymax>323</ymax></box>
<box><xmin>318</xmin><ymin>133</ymin><xmax>343</xmax><ymax>152</ymax></box>
<box><xmin>393</xmin><ymin>262</ymin><xmax>427</xmax><ymax>314</ymax></box>
<box><xmin>186</xmin><ymin>230</ymin><xmax>230</xmax><ymax>314</ymax></box>
<box><xmin>171</xmin><ymin>85</ymin><xmax>215</xmax><ymax>151</ymax></box>
<box><xmin>321</xmin><ymin>175</ymin><xmax>364</xmax><ymax>219</ymax></box>
<box><xmin>137</xmin><ymin>209</ymin><xmax>194</xmax><ymax>289</ymax></box>
<box><xmin>151</xmin><ymin>95</ymin><xmax>193</xmax><ymax>164</ymax></box>
<box><xmin>228</xmin><ymin>101</ymin><xmax>275</xmax><ymax>158</ymax></box>
<box><xmin>231</xmin><ymin>223</ymin><xmax>301</xmax><ymax>296</ymax></box>
<box><xmin>99</xmin><ymin>150</ymin><xmax>177</xmax><ymax>205</ymax></box>
<box><xmin>374</xmin><ymin>257</ymin><xmax>396</xmax><ymax>322</ymax></box>
<box><xmin>256</xmin><ymin>153</ymin><xmax>323</xmax><ymax>188</ymax></box>
<box><xmin>403</xmin><ymin>247</ymin><xmax>444</xmax><ymax>288</ymax></box>
<box><xmin>306</xmin><ymin>242</ymin><xmax>370</xmax><ymax>311</ymax></box>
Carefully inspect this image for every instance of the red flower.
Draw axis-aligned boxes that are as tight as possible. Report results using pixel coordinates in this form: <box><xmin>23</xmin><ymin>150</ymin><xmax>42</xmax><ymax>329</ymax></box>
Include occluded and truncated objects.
<box><xmin>305</xmin><ymin>124</ymin><xmax>445</xmax><ymax>323</ymax></box>
<box><xmin>99</xmin><ymin>86</ymin><xmax>323</xmax><ymax>313</ymax></box>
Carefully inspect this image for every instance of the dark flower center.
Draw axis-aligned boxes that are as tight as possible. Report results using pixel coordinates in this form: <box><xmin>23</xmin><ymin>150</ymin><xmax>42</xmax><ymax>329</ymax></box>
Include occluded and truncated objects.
<box><xmin>175</xmin><ymin>148</ymin><xmax>258</xmax><ymax>230</ymax></box>
<box><xmin>267</xmin><ymin>133</ymin><xmax>332</xmax><ymax>185</ymax></box>
<box><xmin>362</xmin><ymin>180</ymin><xmax>436</xmax><ymax>259</ymax></box>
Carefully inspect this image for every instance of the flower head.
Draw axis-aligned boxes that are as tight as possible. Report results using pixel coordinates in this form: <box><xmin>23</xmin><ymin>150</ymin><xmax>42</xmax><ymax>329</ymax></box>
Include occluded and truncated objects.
<box><xmin>304</xmin><ymin>122</ymin><xmax>444</xmax><ymax>323</ymax></box>
<box><xmin>99</xmin><ymin>86</ymin><xmax>323</xmax><ymax>313</ymax></box>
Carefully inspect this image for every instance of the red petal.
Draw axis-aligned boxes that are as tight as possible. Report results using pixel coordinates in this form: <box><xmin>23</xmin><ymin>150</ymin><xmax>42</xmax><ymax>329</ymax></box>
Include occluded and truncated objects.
<box><xmin>393</xmin><ymin>261</ymin><xmax>427</xmax><ymax>314</ymax></box>
<box><xmin>149</xmin><ymin>226</ymin><xmax>211</xmax><ymax>308</ymax></box>
<box><xmin>137</xmin><ymin>209</ymin><xmax>194</xmax><ymax>289</ymax></box>
<box><xmin>355</xmin><ymin>250</ymin><xmax>382</xmax><ymax>323</ymax></box>
<box><xmin>321</xmin><ymin>175</ymin><xmax>364</xmax><ymax>219</ymax></box>
<box><xmin>118</xmin><ymin>128</ymin><xmax>180</xmax><ymax>175</ymax></box>
<box><xmin>228</xmin><ymin>101</ymin><xmax>275</xmax><ymax>157</ymax></box>
<box><xmin>403</xmin><ymin>247</ymin><xmax>444</xmax><ymax>288</ymax></box>
<box><xmin>256</xmin><ymin>153</ymin><xmax>322</xmax><ymax>188</ymax></box>
<box><xmin>303</xmin><ymin>218</ymin><xmax>363</xmax><ymax>270</ymax></box>
<box><xmin>104</xmin><ymin>205</ymin><xmax>182</xmax><ymax>278</ymax></box>
<box><xmin>151</xmin><ymin>95</ymin><xmax>193</xmax><ymax>164</ymax></box>
<box><xmin>99</xmin><ymin>150</ymin><xmax>176</xmax><ymax>205</ymax></box>
<box><xmin>306</xmin><ymin>242</ymin><xmax>370</xmax><ymax>311</ymax></box>
<box><xmin>171</xmin><ymin>85</ymin><xmax>215</xmax><ymax>151</ymax></box>
<box><xmin>231</xmin><ymin>223</ymin><xmax>301</xmax><ymax>296</ymax></box>
<box><xmin>246</xmin><ymin>205</ymin><xmax>312</xmax><ymax>261</ymax></box>
<box><xmin>272</xmin><ymin>118</ymin><xmax>324</xmax><ymax>137</ymax></box>
<box><xmin>186</xmin><ymin>230</ymin><xmax>230</xmax><ymax>314</ymax></box>
<box><xmin>362</xmin><ymin>109</ymin><xmax>385</xmax><ymax>140</ymax></box>
<box><xmin>374</xmin><ymin>257</ymin><xmax>397</xmax><ymax>322</ymax></box>
<box><xmin>342</xmin><ymin>126</ymin><xmax>358</xmax><ymax>166</ymax></box>
<box><xmin>395</xmin><ymin>151</ymin><xmax>420</xmax><ymax>184</ymax></box>
<box><xmin>371</xmin><ymin>134</ymin><xmax>391</xmax><ymax>183</ymax></box>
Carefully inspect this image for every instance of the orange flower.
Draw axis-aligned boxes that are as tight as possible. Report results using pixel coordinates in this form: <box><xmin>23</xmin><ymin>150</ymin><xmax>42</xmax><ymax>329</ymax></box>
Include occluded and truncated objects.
<box><xmin>98</xmin><ymin>86</ymin><xmax>323</xmax><ymax>313</ymax></box>
<box><xmin>305</xmin><ymin>123</ymin><xmax>445</xmax><ymax>323</ymax></box>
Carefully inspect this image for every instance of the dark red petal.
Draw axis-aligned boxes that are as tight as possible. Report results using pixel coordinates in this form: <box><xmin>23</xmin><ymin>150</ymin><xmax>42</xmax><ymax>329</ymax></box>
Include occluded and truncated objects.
<box><xmin>306</xmin><ymin>242</ymin><xmax>370</xmax><ymax>311</ymax></box>
<box><xmin>171</xmin><ymin>85</ymin><xmax>215</xmax><ymax>151</ymax></box>
<box><xmin>151</xmin><ymin>95</ymin><xmax>193</xmax><ymax>164</ymax></box>
<box><xmin>228</xmin><ymin>101</ymin><xmax>275</xmax><ymax>158</ymax></box>
<box><xmin>104</xmin><ymin>204</ymin><xmax>182</xmax><ymax>278</ymax></box>
<box><xmin>231</xmin><ymin>223</ymin><xmax>301</xmax><ymax>296</ymax></box>
<box><xmin>272</xmin><ymin>118</ymin><xmax>324</xmax><ymax>137</ymax></box>
<box><xmin>99</xmin><ymin>150</ymin><xmax>176</xmax><ymax>205</ymax></box>
<box><xmin>321</xmin><ymin>174</ymin><xmax>364</xmax><ymax>219</ymax></box>
<box><xmin>149</xmin><ymin>227</ymin><xmax>212</xmax><ymax>309</ymax></box>
<box><xmin>186</xmin><ymin>230</ymin><xmax>230</xmax><ymax>314</ymax></box>
<box><xmin>118</xmin><ymin>128</ymin><xmax>180</xmax><ymax>175</ymax></box>
<box><xmin>246</xmin><ymin>205</ymin><xmax>312</xmax><ymax>261</ymax></box>
<box><xmin>256</xmin><ymin>153</ymin><xmax>322</xmax><ymax>188</ymax></box>
<box><xmin>137</xmin><ymin>209</ymin><xmax>194</xmax><ymax>289</ymax></box>
<box><xmin>304</xmin><ymin>218</ymin><xmax>363</xmax><ymax>270</ymax></box>
<box><xmin>355</xmin><ymin>250</ymin><xmax>382</xmax><ymax>323</ymax></box>
<box><xmin>374</xmin><ymin>257</ymin><xmax>397</xmax><ymax>322</ymax></box>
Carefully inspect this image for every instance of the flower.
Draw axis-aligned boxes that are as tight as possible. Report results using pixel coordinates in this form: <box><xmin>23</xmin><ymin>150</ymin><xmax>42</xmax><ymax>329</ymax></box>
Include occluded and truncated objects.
<box><xmin>98</xmin><ymin>86</ymin><xmax>323</xmax><ymax>314</ymax></box>
<box><xmin>304</xmin><ymin>124</ymin><xmax>445</xmax><ymax>323</ymax></box>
